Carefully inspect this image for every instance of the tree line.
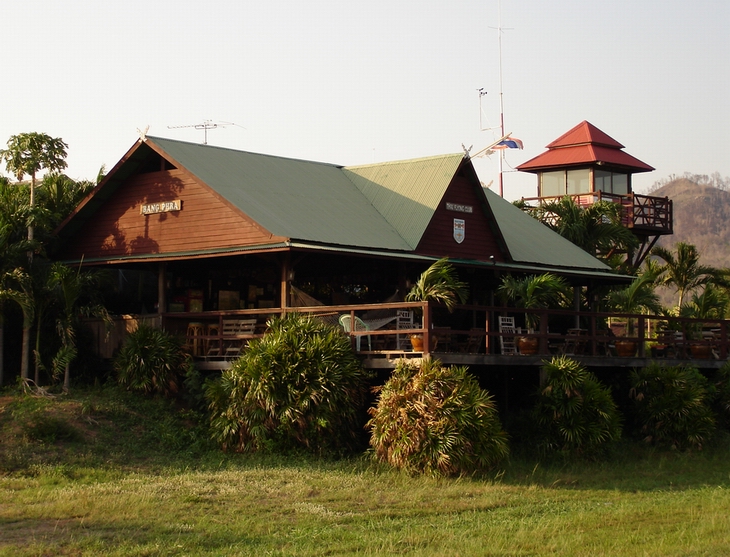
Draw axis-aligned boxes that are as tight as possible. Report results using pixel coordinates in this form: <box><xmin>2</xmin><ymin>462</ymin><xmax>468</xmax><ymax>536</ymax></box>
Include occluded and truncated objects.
<box><xmin>0</xmin><ymin>132</ymin><xmax>107</xmax><ymax>389</ymax></box>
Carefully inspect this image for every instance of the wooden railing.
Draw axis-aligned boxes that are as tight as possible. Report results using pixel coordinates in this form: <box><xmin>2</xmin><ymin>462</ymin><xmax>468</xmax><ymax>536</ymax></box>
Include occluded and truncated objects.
<box><xmin>154</xmin><ymin>302</ymin><xmax>730</xmax><ymax>364</ymax></box>
<box><xmin>521</xmin><ymin>192</ymin><xmax>672</xmax><ymax>234</ymax></box>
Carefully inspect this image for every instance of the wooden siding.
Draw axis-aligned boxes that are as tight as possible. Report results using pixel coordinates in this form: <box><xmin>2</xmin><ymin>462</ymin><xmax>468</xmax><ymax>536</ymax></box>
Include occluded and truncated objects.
<box><xmin>60</xmin><ymin>169</ymin><xmax>286</xmax><ymax>260</ymax></box>
<box><xmin>415</xmin><ymin>174</ymin><xmax>505</xmax><ymax>262</ymax></box>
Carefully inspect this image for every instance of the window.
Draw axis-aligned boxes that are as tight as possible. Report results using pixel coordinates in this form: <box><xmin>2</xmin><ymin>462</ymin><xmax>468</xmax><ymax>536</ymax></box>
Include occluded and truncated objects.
<box><xmin>540</xmin><ymin>171</ymin><xmax>563</xmax><ymax>197</ymax></box>
<box><xmin>539</xmin><ymin>168</ymin><xmax>591</xmax><ymax>197</ymax></box>
<box><xmin>595</xmin><ymin>170</ymin><xmax>629</xmax><ymax>194</ymax></box>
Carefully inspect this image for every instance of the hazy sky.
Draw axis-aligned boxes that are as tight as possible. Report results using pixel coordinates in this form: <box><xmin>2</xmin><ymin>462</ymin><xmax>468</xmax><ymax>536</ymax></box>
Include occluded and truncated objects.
<box><xmin>2</xmin><ymin>0</ymin><xmax>728</xmax><ymax>200</ymax></box>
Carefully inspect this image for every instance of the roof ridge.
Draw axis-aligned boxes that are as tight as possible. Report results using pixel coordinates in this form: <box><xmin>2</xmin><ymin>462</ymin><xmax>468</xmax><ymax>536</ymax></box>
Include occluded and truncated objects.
<box><xmin>344</xmin><ymin>152</ymin><xmax>463</xmax><ymax>170</ymax></box>
<box><xmin>147</xmin><ymin>135</ymin><xmax>343</xmax><ymax>169</ymax></box>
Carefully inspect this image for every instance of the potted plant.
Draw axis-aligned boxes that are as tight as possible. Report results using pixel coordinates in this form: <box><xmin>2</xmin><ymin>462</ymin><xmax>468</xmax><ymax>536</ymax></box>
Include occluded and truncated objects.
<box><xmin>679</xmin><ymin>286</ymin><xmax>727</xmax><ymax>359</ymax></box>
<box><xmin>605</xmin><ymin>273</ymin><xmax>662</xmax><ymax>358</ymax></box>
<box><xmin>405</xmin><ymin>258</ymin><xmax>468</xmax><ymax>352</ymax></box>
<box><xmin>496</xmin><ymin>273</ymin><xmax>571</xmax><ymax>355</ymax></box>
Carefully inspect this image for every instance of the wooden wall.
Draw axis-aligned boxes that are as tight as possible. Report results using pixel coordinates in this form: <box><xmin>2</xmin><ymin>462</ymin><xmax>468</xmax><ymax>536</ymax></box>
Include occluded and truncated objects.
<box><xmin>60</xmin><ymin>169</ymin><xmax>286</xmax><ymax>260</ymax></box>
<box><xmin>416</xmin><ymin>173</ymin><xmax>506</xmax><ymax>262</ymax></box>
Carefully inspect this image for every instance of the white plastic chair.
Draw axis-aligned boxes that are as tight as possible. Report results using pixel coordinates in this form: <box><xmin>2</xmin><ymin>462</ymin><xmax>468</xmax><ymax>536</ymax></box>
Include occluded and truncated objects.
<box><xmin>339</xmin><ymin>314</ymin><xmax>372</xmax><ymax>351</ymax></box>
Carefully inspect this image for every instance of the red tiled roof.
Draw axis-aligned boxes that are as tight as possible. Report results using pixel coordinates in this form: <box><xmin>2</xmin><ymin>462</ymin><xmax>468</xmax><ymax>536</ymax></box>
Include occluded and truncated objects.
<box><xmin>517</xmin><ymin>121</ymin><xmax>654</xmax><ymax>173</ymax></box>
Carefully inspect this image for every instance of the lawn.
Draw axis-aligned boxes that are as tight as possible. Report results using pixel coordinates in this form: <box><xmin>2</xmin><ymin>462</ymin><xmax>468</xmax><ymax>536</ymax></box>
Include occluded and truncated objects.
<box><xmin>1</xmin><ymin>386</ymin><xmax>729</xmax><ymax>556</ymax></box>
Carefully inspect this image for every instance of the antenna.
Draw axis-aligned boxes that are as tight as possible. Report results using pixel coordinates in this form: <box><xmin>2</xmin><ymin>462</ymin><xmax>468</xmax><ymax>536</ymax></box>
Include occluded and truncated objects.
<box><xmin>167</xmin><ymin>120</ymin><xmax>242</xmax><ymax>144</ymax></box>
<box><xmin>488</xmin><ymin>0</ymin><xmax>514</xmax><ymax>197</ymax></box>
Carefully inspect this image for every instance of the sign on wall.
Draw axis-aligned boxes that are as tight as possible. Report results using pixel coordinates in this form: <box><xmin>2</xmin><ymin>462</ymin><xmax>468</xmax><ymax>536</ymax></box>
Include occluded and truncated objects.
<box><xmin>446</xmin><ymin>202</ymin><xmax>473</xmax><ymax>213</ymax></box>
<box><xmin>453</xmin><ymin>218</ymin><xmax>465</xmax><ymax>244</ymax></box>
<box><xmin>140</xmin><ymin>200</ymin><xmax>182</xmax><ymax>215</ymax></box>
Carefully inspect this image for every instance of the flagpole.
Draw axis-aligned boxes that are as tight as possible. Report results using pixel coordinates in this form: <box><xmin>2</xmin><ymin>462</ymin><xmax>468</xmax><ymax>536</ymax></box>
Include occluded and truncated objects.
<box><xmin>497</xmin><ymin>0</ymin><xmax>506</xmax><ymax>197</ymax></box>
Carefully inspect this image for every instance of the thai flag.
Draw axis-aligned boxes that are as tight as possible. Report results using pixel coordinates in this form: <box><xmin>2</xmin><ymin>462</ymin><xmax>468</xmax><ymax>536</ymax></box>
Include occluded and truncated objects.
<box><xmin>493</xmin><ymin>137</ymin><xmax>524</xmax><ymax>150</ymax></box>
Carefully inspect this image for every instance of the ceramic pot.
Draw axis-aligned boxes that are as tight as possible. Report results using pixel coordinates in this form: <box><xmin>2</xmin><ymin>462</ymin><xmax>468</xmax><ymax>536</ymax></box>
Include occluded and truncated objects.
<box><xmin>517</xmin><ymin>336</ymin><xmax>538</xmax><ymax>355</ymax></box>
<box><xmin>410</xmin><ymin>334</ymin><xmax>437</xmax><ymax>352</ymax></box>
<box><xmin>614</xmin><ymin>339</ymin><xmax>637</xmax><ymax>358</ymax></box>
<box><xmin>690</xmin><ymin>343</ymin><xmax>711</xmax><ymax>359</ymax></box>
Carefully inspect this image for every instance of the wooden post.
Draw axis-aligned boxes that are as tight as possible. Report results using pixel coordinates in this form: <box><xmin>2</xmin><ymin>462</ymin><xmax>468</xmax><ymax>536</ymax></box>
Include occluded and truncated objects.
<box><xmin>423</xmin><ymin>301</ymin><xmax>431</xmax><ymax>357</ymax></box>
<box><xmin>539</xmin><ymin>310</ymin><xmax>548</xmax><ymax>354</ymax></box>
<box><xmin>280</xmin><ymin>252</ymin><xmax>291</xmax><ymax>308</ymax></box>
<box><xmin>157</xmin><ymin>262</ymin><xmax>166</xmax><ymax>315</ymax></box>
<box><xmin>637</xmin><ymin>315</ymin><xmax>645</xmax><ymax>357</ymax></box>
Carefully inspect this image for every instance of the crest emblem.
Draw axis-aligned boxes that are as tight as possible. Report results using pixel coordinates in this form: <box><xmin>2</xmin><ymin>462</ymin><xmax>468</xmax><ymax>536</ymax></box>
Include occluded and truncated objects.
<box><xmin>453</xmin><ymin>218</ymin><xmax>465</xmax><ymax>244</ymax></box>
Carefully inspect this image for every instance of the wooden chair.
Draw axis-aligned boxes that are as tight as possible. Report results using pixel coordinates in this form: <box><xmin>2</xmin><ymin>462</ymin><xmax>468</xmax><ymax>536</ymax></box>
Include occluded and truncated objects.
<box><xmin>498</xmin><ymin>317</ymin><xmax>518</xmax><ymax>355</ymax></box>
<box><xmin>207</xmin><ymin>319</ymin><xmax>257</xmax><ymax>360</ymax></box>
<box><xmin>459</xmin><ymin>328</ymin><xmax>486</xmax><ymax>353</ymax></box>
<box><xmin>563</xmin><ymin>328</ymin><xmax>587</xmax><ymax>355</ymax></box>
<box><xmin>396</xmin><ymin>309</ymin><xmax>414</xmax><ymax>350</ymax></box>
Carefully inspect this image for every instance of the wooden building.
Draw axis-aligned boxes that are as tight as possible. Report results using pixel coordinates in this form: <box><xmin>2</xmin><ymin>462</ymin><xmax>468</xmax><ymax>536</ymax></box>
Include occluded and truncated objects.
<box><xmin>517</xmin><ymin>121</ymin><xmax>673</xmax><ymax>266</ymax></box>
<box><xmin>55</xmin><ymin>135</ymin><xmax>656</xmax><ymax>368</ymax></box>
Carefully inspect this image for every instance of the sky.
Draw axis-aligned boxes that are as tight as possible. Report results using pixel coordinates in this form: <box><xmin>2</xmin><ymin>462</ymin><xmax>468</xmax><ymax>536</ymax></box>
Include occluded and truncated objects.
<box><xmin>1</xmin><ymin>0</ymin><xmax>728</xmax><ymax>201</ymax></box>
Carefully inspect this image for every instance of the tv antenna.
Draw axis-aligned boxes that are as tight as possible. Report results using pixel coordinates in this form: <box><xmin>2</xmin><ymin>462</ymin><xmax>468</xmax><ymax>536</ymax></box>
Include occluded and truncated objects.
<box><xmin>476</xmin><ymin>0</ymin><xmax>517</xmax><ymax>197</ymax></box>
<box><xmin>167</xmin><ymin>120</ymin><xmax>243</xmax><ymax>144</ymax></box>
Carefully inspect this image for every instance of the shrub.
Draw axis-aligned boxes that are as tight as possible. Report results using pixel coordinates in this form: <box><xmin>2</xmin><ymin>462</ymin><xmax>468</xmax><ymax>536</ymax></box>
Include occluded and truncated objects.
<box><xmin>114</xmin><ymin>325</ymin><xmax>192</xmax><ymax>396</ymax></box>
<box><xmin>533</xmin><ymin>356</ymin><xmax>622</xmax><ymax>457</ymax></box>
<box><xmin>629</xmin><ymin>363</ymin><xmax>716</xmax><ymax>450</ymax></box>
<box><xmin>710</xmin><ymin>361</ymin><xmax>730</xmax><ymax>431</ymax></box>
<box><xmin>205</xmin><ymin>313</ymin><xmax>367</xmax><ymax>454</ymax></box>
<box><xmin>367</xmin><ymin>359</ymin><xmax>508</xmax><ymax>476</ymax></box>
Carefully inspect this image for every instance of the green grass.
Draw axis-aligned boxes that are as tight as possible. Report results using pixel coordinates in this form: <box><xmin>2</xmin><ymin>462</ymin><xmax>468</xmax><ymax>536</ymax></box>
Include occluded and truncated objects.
<box><xmin>2</xmin><ymin>386</ymin><xmax>730</xmax><ymax>556</ymax></box>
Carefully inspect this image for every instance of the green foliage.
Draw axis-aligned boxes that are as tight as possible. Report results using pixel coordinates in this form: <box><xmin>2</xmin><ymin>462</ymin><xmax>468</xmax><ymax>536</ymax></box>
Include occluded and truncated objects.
<box><xmin>630</xmin><ymin>363</ymin><xmax>716</xmax><ymax>450</ymax></box>
<box><xmin>205</xmin><ymin>313</ymin><xmax>367</xmax><ymax>454</ymax></box>
<box><xmin>405</xmin><ymin>257</ymin><xmax>468</xmax><ymax>311</ymax></box>
<box><xmin>367</xmin><ymin>358</ymin><xmax>509</xmax><ymax>476</ymax></box>
<box><xmin>526</xmin><ymin>196</ymin><xmax>639</xmax><ymax>263</ymax></box>
<box><xmin>533</xmin><ymin>356</ymin><xmax>622</xmax><ymax>457</ymax></box>
<box><xmin>651</xmin><ymin>242</ymin><xmax>728</xmax><ymax>310</ymax></box>
<box><xmin>710</xmin><ymin>361</ymin><xmax>730</xmax><ymax>431</ymax></box>
<box><xmin>679</xmin><ymin>284</ymin><xmax>729</xmax><ymax>320</ymax></box>
<box><xmin>605</xmin><ymin>272</ymin><xmax>663</xmax><ymax>316</ymax></box>
<box><xmin>0</xmin><ymin>132</ymin><xmax>68</xmax><ymax>183</ymax></box>
<box><xmin>114</xmin><ymin>324</ymin><xmax>190</xmax><ymax>396</ymax></box>
<box><xmin>497</xmin><ymin>273</ymin><xmax>571</xmax><ymax>330</ymax></box>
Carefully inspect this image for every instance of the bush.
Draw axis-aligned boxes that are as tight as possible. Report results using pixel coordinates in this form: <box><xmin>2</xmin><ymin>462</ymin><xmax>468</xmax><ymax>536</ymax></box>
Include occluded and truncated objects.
<box><xmin>205</xmin><ymin>313</ymin><xmax>367</xmax><ymax>455</ymax></box>
<box><xmin>114</xmin><ymin>325</ymin><xmax>192</xmax><ymax>396</ymax></box>
<box><xmin>630</xmin><ymin>363</ymin><xmax>716</xmax><ymax>450</ymax></box>
<box><xmin>533</xmin><ymin>356</ymin><xmax>622</xmax><ymax>457</ymax></box>
<box><xmin>367</xmin><ymin>359</ymin><xmax>509</xmax><ymax>477</ymax></box>
<box><xmin>710</xmin><ymin>362</ymin><xmax>730</xmax><ymax>431</ymax></box>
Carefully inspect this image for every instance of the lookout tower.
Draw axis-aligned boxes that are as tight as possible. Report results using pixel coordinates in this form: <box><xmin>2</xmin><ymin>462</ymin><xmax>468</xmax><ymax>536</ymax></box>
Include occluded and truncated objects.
<box><xmin>517</xmin><ymin>121</ymin><xmax>673</xmax><ymax>267</ymax></box>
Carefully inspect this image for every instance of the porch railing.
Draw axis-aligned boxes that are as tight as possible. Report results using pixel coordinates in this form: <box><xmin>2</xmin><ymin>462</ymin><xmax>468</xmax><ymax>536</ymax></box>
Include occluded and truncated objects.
<box><xmin>156</xmin><ymin>302</ymin><xmax>730</xmax><ymax>363</ymax></box>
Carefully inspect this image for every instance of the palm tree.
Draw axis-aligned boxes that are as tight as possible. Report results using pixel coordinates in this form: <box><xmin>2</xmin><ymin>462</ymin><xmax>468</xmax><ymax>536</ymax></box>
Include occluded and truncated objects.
<box><xmin>530</xmin><ymin>196</ymin><xmax>639</xmax><ymax>263</ymax></box>
<box><xmin>497</xmin><ymin>273</ymin><xmax>571</xmax><ymax>331</ymax></box>
<box><xmin>0</xmin><ymin>179</ymin><xmax>34</xmax><ymax>385</ymax></box>
<box><xmin>405</xmin><ymin>258</ymin><xmax>468</xmax><ymax>312</ymax></box>
<box><xmin>405</xmin><ymin>258</ymin><xmax>468</xmax><ymax>351</ymax></box>
<box><xmin>679</xmin><ymin>285</ymin><xmax>729</xmax><ymax>321</ymax></box>
<box><xmin>605</xmin><ymin>273</ymin><xmax>663</xmax><ymax>323</ymax></box>
<box><xmin>0</xmin><ymin>133</ymin><xmax>68</xmax><ymax>243</ymax></box>
<box><xmin>49</xmin><ymin>263</ymin><xmax>110</xmax><ymax>392</ymax></box>
<box><xmin>0</xmin><ymin>267</ymin><xmax>34</xmax><ymax>381</ymax></box>
<box><xmin>651</xmin><ymin>242</ymin><xmax>727</xmax><ymax>310</ymax></box>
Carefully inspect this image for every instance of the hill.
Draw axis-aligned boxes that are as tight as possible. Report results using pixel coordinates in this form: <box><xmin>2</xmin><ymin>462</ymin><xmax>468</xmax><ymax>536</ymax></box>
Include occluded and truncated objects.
<box><xmin>649</xmin><ymin>174</ymin><xmax>730</xmax><ymax>269</ymax></box>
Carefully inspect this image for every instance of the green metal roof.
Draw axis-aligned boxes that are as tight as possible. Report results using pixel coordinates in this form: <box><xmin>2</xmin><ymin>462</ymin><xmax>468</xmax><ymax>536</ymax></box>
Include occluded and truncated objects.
<box><xmin>149</xmin><ymin>137</ymin><xmax>412</xmax><ymax>251</ymax></box>
<box><xmin>343</xmin><ymin>154</ymin><xmax>464</xmax><ymax>249</ymax></box>
<box><xmin>58</xmin><ymin>136</ymin><xmax>619</xmax><ymax>280</ymax></box>
<box><xmin>483</xmin><ymin>187</ymin><xmax>612</xmax><ymax>272</ymax></box>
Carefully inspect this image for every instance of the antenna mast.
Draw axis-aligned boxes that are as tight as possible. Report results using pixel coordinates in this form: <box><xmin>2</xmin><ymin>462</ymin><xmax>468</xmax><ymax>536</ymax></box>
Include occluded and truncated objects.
<box><xmin>167</xmin><ymin>120</ymin><xmax>236</xmax><ymax>144</ymax></box>
<box><xmin>495</xmin><ymin>0</ymin><xmax>508</xmax><ymax>197</ymax></box>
